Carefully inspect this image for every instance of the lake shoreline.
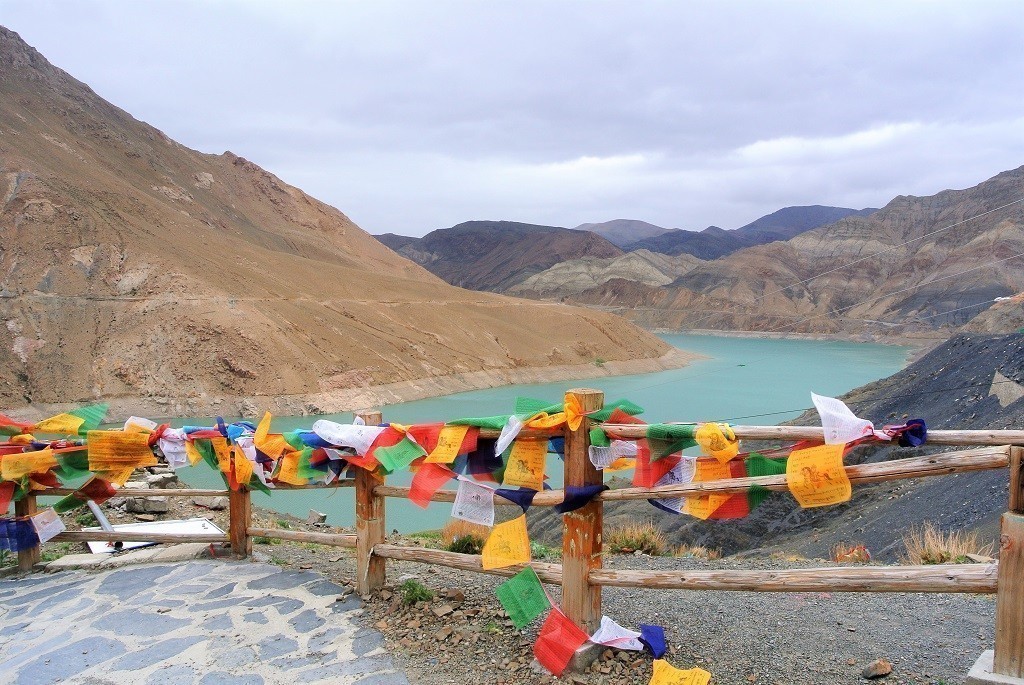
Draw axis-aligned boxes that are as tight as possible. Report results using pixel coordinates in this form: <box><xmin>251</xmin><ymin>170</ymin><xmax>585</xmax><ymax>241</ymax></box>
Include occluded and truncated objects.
<box><xmin>10</xmin><ymin>347</ymin><xmax>701</xmax><ymax>424</ymax></box>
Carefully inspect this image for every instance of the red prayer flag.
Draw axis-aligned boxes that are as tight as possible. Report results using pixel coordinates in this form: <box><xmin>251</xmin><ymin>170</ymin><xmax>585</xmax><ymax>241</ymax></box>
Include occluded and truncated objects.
<box><xmin>633</xmin><ymin>442</ymin><xmax>680</xmax><ymax>488</ymax></box>
<box><xmin>408</xmin><ymin>462</ymin><xmax>455</xmax><ymax>508</ymax></box>
<box><xmin>709</xmin><ymin>459</ymin><xmax>751</xmax><ymax>520</ymax></box>
<box><xmin>606</xmin><ymin>408</ymin><xmax>646</xmax><ymax>425</ymax></box>
<box><xmin>533</xmin><ymin>608</ymin><xmax>590</xmax><ymax>676</ymax></box>
<box><xmin>0</xmin><ymin>481</ymin><xmax>14</xmax><ymax>512</ymax></box>
<box><xmin>407</xmin><ymin>423</ymin><xmax>445</xmax><ymax>455</ymax></box>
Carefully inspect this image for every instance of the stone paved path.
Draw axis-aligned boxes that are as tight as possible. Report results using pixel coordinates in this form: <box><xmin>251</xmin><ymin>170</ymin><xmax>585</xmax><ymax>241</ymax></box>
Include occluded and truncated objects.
<box><xmin>0</xmin><ymin>560</ymin><xmax>409</xmax><ymax>685</ymax></box>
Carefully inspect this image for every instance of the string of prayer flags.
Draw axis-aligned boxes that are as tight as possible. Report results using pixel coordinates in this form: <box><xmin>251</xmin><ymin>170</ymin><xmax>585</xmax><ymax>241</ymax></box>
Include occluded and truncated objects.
<box><xmin>683</xmin><ymin>459</ymin><xmax>733</xmax><ymax>520</ymax></box>
<box><xmin>409</xmin><ymin>463</ymin><xmax>455</xmax><ymax>508</ymax></box>
<box><xmin>1</xmin><ymin>448</ymin><xmax>57</xmax><ymax>480</ymax></box>
<box><xmin>0</xmin><ymin>517</ymin><xmax>39</xmax><ymax>551</ymax></box>
<box><xmin>0</xmin><ymin>413</ymin><xmax>34</xmax><ymax>437</ymax></box>
<box><xmin>649</xmin><ymin>659</ymin><xmax>712</xmax><ymax>685</ymax></box>
<box><xmin>639</xmin><ymin>623</ymin><xmax>668</xmax><ymax>658</ymax></box>
<box><xmin>495</xmin><ymin>565</ymin><xmax>550</xmax><ymax>629</ymax></box>
<box><xmin>494</xmin><ymin>487</ymin><xmax>537</xmax><ymax>513</ymax></box>
<box><xmin>554</xmin><ymin>484</ymin><xmax>608</xmax><ymax>514</ymax></box>
<box><xmin>452</xmin><ymin>478</ymin><xmax>496</xmax><ymax>527</ymax></box>
<box><xmin>694</xmin><ymin>422</ymin><xmax>739</xmax><ymax>463</ymax></box>
<box><xmin>590</xmin><ymin>615</ymin><xmax>644</xmax><ymax>651</ymax></box>
<box><xmin>481</xmin><ymin>514</ymin><xmax>530</xmax><ymax>569</ymax></box>
<box><xmin>811</xmin><ymin>392</ymin><xmax>881</xmax><ymax>444</ymax></box>
<box><xmin>634</xmin><ymin>442</ymin><xmax>681</xmax><ymax>488</ymax></box>
<box><xmin>34</xmin><ymin>403</ymin><xmax>107</xmax><ymax>436</ymax></box>
<box><xmin>533</xmin><ymin>608</ymin><xmax>590</xmax><ymax>676</ymax></box>
<box><xmin>502</xmin><ymin>438</ymin><xmax>547</xmax><ymax>490</ymax></box>
<box><xmin>786</xmin><ymin>443</ymin><xmax>851</xmax><ymax>507</ymax></box>
<box><xmin>744</xmin><ymin>452</ymin><xmax>788</xmax><ymax>511</ymax></box>
<box><xmin>646</xmin><ymin>424</ymin><xmax>697</xmax><ymax>460</ymax></box>
<box><xmin>424</xmin><ymin>425</ymin><xmax>473</xmax><ymax>464</ymax></box>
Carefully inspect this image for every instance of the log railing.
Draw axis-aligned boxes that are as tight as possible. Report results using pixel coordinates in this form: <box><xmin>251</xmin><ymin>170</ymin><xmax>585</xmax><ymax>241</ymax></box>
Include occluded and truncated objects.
<box><xmin>20</xmin><ymin>394</ymin><xmax>1024</xmax><ymax>680</ymax></box>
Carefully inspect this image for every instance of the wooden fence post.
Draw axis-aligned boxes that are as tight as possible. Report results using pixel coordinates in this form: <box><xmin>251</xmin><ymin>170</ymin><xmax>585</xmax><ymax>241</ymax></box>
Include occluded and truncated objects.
<box><xmin>229</xmin><ymin>486</ymin><xmax>252</xmax><ymax>559</ymax></box>
<box><xmin>355</xmin><ymin>410</ymin><xmax>386</xmax><ymax>596</ymax></box>
<box><xmin>15</xmin><ymin>493</ymin><xmax>40</xmax><ymax>572</ymax></box>
<box><xmin>561</xmin><ymin>388</ymin><xmax>605</xmax><ymax>635</ymax></box>
<box><xmin>993</xmin><ymin>446</ymin><xmax>1024</xmax><ymax>678</ymax></box>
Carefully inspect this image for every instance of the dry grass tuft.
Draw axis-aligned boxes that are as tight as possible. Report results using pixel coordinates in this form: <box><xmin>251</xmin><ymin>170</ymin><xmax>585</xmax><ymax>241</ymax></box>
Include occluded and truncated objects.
<box><xmin>832</xmin><ymin>542</ymin><xmax>872</xmax><ymax>563</ymax></box>
<box><xmin>606</xmin><ymin>520</ymin><xmax>669</xmax><ymax>556</ymax></box>
<box><xmin>674</xmin><ymin>544</ymin><xmax>722</xmax><ymax>560</ymax></box>
<box><xmin>900</xmin><ymin>522</ymin><xmax>994</xmax><ymax>565</ymax></box>
<box><xmin>440</xmin><ymin>519</ymin><xmax>490</xmax><ymax>555</ymax></box>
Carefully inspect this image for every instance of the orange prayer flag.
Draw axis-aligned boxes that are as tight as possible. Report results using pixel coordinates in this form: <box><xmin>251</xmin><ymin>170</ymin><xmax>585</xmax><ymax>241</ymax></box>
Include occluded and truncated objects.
<box><xmin>683</xmin><ymin>459</ymin><xmax>732</xmax><ymax>520</ymax></box>
<box><xmin>408</xmin><ymin>463</ymin><xmax>455</xmax><ymax>508</ymax></box>
<box><xmin>695</xmin><ymin>422</ymin><xmax>739</xmax><ymax>464</ymax></box>
<box><xmin>407</xmin><ymin>423</ymin><xmax>444</xmax><ymax>455</ymax></box>
<box><xmin>87</xmin><ymin>431</ymin><xmax>156</xmax><ymax>473</ymax></box>
<box><xmin>786</xmin><ymin>443</ymin><xmax>851</xmax><ymax>508</ymax></box>
<box><xmin>210</xmin><ymin>437</ymin><xmax>232</xmax><ymax>474</ymax></box>
<box><xmin>276</xmin><ymin>451</ymin><xmax>308</xmax><ymax>486</ymax></box>
<box><xmin>481</xmin><ymin>514</ymin><xmax>530</xmax><ymax>570</ymax></box>
<box><xmin>425</xmin><ymin>425</ymin><xmax>471</xmax><ymax>464</ymax></box>
<box><xmin>502</xmin><ymin>438</ymin><xmax>547</xmax><ymax>490</ymax></box>
<box><xmin>0</xmin><ymin>448</ymin><xmax>57</xmax><ymax>480</ymax></box>
<box><xmin>564</xmin><ymin>394</ymin><xmax>584</xmax><ymax>432</ymax></box>
<box><xmin>649</xmin><ymin>658</ymin><xmax>712</xmax><ymax>685</ymax></box>
<box><xmin>233</xmin><ymin>446</ymin><xmax>254</xmax><ymax>487</ymax></box>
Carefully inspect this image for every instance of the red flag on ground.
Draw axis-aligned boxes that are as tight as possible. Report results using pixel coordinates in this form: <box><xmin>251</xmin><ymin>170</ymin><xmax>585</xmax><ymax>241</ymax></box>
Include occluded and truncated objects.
<box><xmin>408</xmin><ymin>463</ymin><xmax>455</xmax><ymax>508</ymax></box>
<box><xmin>533</xmin><ymin>608</ymin><xmax>590</xmax><ymax>676</ymax></box>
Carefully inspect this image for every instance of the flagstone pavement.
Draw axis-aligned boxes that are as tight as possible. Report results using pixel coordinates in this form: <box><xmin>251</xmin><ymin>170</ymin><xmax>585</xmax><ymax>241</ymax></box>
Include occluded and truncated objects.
<box><xmin>0</xmin><ymin>559</ymin><xmax>410</xmax><ymax>685</ymax></box>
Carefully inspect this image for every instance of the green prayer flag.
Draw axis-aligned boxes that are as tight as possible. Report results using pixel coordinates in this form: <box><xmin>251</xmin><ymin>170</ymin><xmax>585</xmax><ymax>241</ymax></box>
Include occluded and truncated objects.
<box><xmin>296</xmin><ymin>448</ymin><xmax>319</xmax><ymax>480</ymax></box>
<box><xmin>588</xmin><ymin>399</ymin><xmax>644</xmax><ymax>423</ymax></box>
<box><xmin>375</xmin><ymin>436</ymin><xmax>426</xmax><ymax>474</ymax></box>
<box><xmin>284</xmin><ymin>430</ymin><xmax>306</xmax><ymax>452</ymax></box>
<box><xmin>71</xmin><ymin>403</ymin><xmax>108</xmax><ymax>434</ymax></box>
<box><xmin>495</xmin><ymin>565</ymin><xmax>549</xmax><ymax>629</ymax></box>
<box><xmin>646</xmin><ymin>423</ymin><xmax>697</xmax><ymax>460</ymax></box>
<box><xmin>447</xmin><ymin>415</ymin><xmax>511</xmax><ymax>431</ymax></box>
<box><xmin>54</xmin><ymin>451</ymin><xmax>91</xmax><ymax>481</ymax></box>
<box><xmin>589</xmin><ymin>427</ymin><xmax>610</xmax><ymax>448</ymax></box>
<box><xmin>744</xmin><ymin>452</ymin><xmax>787</xmax><ymax>511</ymax></box>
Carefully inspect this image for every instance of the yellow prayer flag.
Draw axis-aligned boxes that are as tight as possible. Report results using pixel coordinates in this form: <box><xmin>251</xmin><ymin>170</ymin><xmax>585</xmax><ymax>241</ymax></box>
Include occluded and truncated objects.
<box><xmin>87</xmin><ymin>431</ymin><xmax>156</xmax><ymax>473</ymax></box>
<box><xmin>276</xmin><ymin>450</ymin><xmax>308</xmax><ymax>486</ymax></box>
<box><xmin>683</xmin><ymin>459</ymin><xmax>732</xmax><ymax>520</ymax></box>
<box><xmin>695</xmin><ymin>422</ymin><xmax>739</xmax><ymax>464</ymax></box>
<box><xmin>102</xmin><ymin>466</ymin><xmax>136</xmax><ymax>486</ymax></box>
<box><xmin>233</xmin><ymin>446</ymin><xmax>254</xmax><ymax>485</ymax></box>
<box><xmin>425</xmin><ymin>425</ymin><xmax>471</xmax><ymax>464</ymax></box>
<box><xmin>526</xmin><ymin>412</ymin><xmax>566</xmax><ymax>430</ymax></box>
<box><xmin>210</xmin><ymin>437</ymin><xmax>231</xmax><ymax>474</ymax></box>
<box><xmin>564</xmin><ymin>394</ymin><xmax>584</xmax><ymax>432</ymax></box>
<box><xmin>481</xmin><ymin>515</ymin><xmax>531</xmax><ymax>570</ymax></box>
<box><xmin>502</xmin><ymin>438</ymin><xmax>547</xmax><ymax>490</ymax></box>
<box><xmin>649</xmin><ymin>659</ymin><xmax>712</xmax><ymax>685</ymax></box>
<box><xmin>186</xmin><ymin>440</ymin><xmax>204</xmax><ymax>466</ymax></box>
<box><xmin>606</xmin><ymin>457</ymin><xmax>636</xmax><ymax>472</ymax></box>
<box><xmin>786</xmin><ymin>443</ymin><xmax>851</xmax><ymax>508</ymax></box>
<box><xmin>34</xmin><ymin>413</ymin><xmax>85</xmax><ymax>435</ymax></box>
<box><xmin>0</xmin><ymin>448</ymin><xmax>57</xmax><ymax>480</ymax></box>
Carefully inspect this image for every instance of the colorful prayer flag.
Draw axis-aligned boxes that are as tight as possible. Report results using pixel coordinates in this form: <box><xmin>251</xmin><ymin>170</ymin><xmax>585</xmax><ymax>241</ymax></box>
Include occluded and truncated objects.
<box><xmin>695</xmin><ymin>422</ymin><xmax>739</xmax><ymax>463</ymax></box>
<box><xmin>683</xmin><ymin>459</ymin><xmax>732</xmax><ymax>520</ymax></box>
<box><xmin>374</xmin><ymin>436</ymin><xmax>426</xmax><ymax>473</ymax></box>
<box><xmin>495</xmin><ymin>566</ymin><xmax>549</xmax><ymax>629</ymax></box>
<box><xmin>481</xmin><ymin>514</ymin><xmax>530</xmax><ymax>570</ymax></box>
<box><xmin>34</xmin><ymin>403</ymin><xmax>107</xmax><ymax>436</ymax></box>
<box><xmin>786</xmin><ymin>443</ymin><xmax>851</xmax><ymax>507</ymax></box>
<box><xmin>649</xmin><ymin>659</ymin><xmax>712</xmax><ymax>685</ymax></box>
<box><xmin>425</xmin><ymin>425</ymin><xmax>472</xmax><ymax>464</ymax></box>
<box><xmin>534</xmin><ymin>608</ymin><xmax>590</xmax><ymax>676</ymax></box>
<box><xmin>1</xmin><ymin>448</ymin><xmax>57</xmax><ymax>480</ymax></box>
<box><xmin>452</xmin><ymin>479</ymin><xmax>496</xmax><ymax>526</ymax></box>
<box><xmin>502</xmin><ymin>438</ymin><xmax>547</xmax><ymax>490</ymax></box>
<box><xmin>409</xmin><ymin>463</ymin><xmax>454</xmax><ymax>508</ymax></box>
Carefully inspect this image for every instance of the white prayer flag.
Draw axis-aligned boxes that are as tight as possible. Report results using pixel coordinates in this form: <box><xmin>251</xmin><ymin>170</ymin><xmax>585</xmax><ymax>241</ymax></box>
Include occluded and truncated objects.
<box><xmin>31</xmin><ymin>508</ymin><xmax>66</xmax><ymax>544</ymax></box>
<box><xmin>653</xmin><ymin>458</ymin><xmax>697</xmax><ymax>513</ymax></box>
<box><xmin>157</xmin><ymin>427</ymin><xmax>189</xmax><ymax>471</ymax></box>
<box><xmin>589</xmin><ymin>616</ymin><xmax>644</xmax><ymax>651</ymax></box>
<box><xmin>451</xmin><ymin>478</ymin><xmax>495</xmax><ymax>527</ymax></box>
<box><xmin>811</xmin><ymin>392</ymin><xmax>880</xmax><ymax>444</ymax></box>
<box><xmin>495</xmin><ymin>415</ymin><xmax>524</xmax><ymax>457</ymax></box>
<box><xmin>312</xmin><ymin>420</ymin><xmax>386</xmax><ymax>455</ymax></box>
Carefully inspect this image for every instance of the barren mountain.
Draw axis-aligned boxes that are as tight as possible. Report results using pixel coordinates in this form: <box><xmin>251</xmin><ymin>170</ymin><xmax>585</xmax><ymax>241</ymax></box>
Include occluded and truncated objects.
<box><xmin>0</xmin><ymin>26</ymin><xmax>680</xmax><ymax>420</ymax></box>
<box><xmin>572</xmin><ymin>168</ymin><xmax>1024</xmax><ymax>336</ymax></box>
<box><xmin>374</xmin><ymin>221</ymin><xmax>623</xmax><ymax>292</ymax></box>
<box><xmin>573</xmin><ymin>219</ymin><xmax>672</xmax><ymax>248</ymax></box>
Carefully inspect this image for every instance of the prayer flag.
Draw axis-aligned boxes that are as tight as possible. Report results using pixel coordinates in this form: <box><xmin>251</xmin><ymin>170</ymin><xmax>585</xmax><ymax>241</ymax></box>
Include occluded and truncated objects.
<box><xmin>683</xmin><ymin>459</ymin><xmax>732</xmax><ymax>520</ymax></box>
<box><xmin>409</xmin><ymin>463</ymin><xmax>454</xmax><ymax>508</ymax></box>
<box><xmin>255</xmin><ymin>412</ymin><xmax>290</xmax><ymax>459</ymax></box>
<box><xmin>452</xmin><ymin>479</ymin><xmax>495</xmax><ymax>527</ymax></box>
<box><xmin>30</xmin><ymin>508</ymin><xmax>65</xmax><ymax>543</ymax></box>
<box><xmin>709</xmin><ymin>459</ymin><xmax>751</xmax><ymax>520</ymax></box>
<box><xmin>53</xmin><ymin>476</ymin><xmax>117</xmax><ymax>513</ymax></box>
<box><xmin>648</xmin><ymin>458</ymin><xmax>696</xmax><ymax>514</ymax></box>
<box><xmin>1</xmin><ymin>448</ymin><xmax>57</xmax><ymax>480</ymax></box>
<box><xmin>634</xmin><ymin>442</ymin><xmax>681</xmax><ymax>488</ymax></box>
<box><xmin>811</xmin><ymin>393</ymin><xmax>878</xmax><ymax>444</ymax></box>
<box><xmin>311</xmin><ymin>419</ymin><xmax>385</xmax><ymax>455</ymax></box>
<box><xmin>481</xmin><ymin>514</ymin><xmax>530</xmax><ymax>569</ymax></box>
<box><xmin>646</xmin><ymin>424</ymin><xmax>697</xmax><ymax>460</ymax></box>
<box><xmin>786</xmin><ymin>443</ymin><xmax>851</xmax><ymax>507</ymax></box>
<box><xmin>590</xmin><ymin>616</ymin><xmax>644</xmax><ymax>651</ymax></box>
<box><xmin>745</xmin><ymin>452</ymin><xmax>787</xmax><ymax>511</ymax></box>
<box><xmin>276</xmin><ymin>450</ymin><xmax>308</xmax><ymax>486</ymax></box>
<box><xmin>425</xmin><ymin>425</ymin><xmax>472</xmax><ymax>464</ymax></box>
<box><xmin>87</xmin><ymin>430</ymin><xmax>157</xmax><ymax>474</ymax></box>
<box><xmin>375</xmin><ymin>436</ymin><xmax>426</xmax><ymax>473</ymax></box>
<box><xmin>407</xmin><ymin>423</ymin><xmax>444</xmax><ymax>454</ymax></box>
<box><xmin>695</xmin><ymin>422</ymin><xmax>739</xmax><ymax>463</ymax></box>
<box><xmin>639</xmin><ymin>624</ymin><xmax>667</xmax><ymax>658</ymax></box>
<box><xmin>564</xmin><ymin>394</ymin><xmax>584</xmax><ymax>431</ymax></box>
<box><xmin>34</xmin><ymin>403</ymin><xmax>107</xmax><ymax>436</ymax></box>
<box><xmin>649</xmin><ymin>659</ymin><xmax>712</xmax><ymax>685</ymax></box>
<box><xmin>555</xmin><ymin>484</ymin><xmax>608</xmax><ymax>513</ymax></box>
<box><xmin>495</xmin><ymin>566</ymin><xmax>549</xmax><ymax>629</ymax></box>
<box><xmin>495</xmin><ymin>415</ymin><xmax>524</xmax><ymax>456</ymax></box>
<box><xmin>494</xmin><ymin>487</ymin><xmax>537</xmax><ymax>513</ymax></box>
<box><xmin>533</xmin><ymin>608</ymin><xmax>589</xmax><ymax>676</ymax></box>
<box><xmin>502</xmin><ymin>438</ymin><xmax>547</xmax><ymax>490</ymax></box>
<box><xmin>0</xmin><ymin>413</ymin><xmax>33</xmax><ymax>437</ymax></box>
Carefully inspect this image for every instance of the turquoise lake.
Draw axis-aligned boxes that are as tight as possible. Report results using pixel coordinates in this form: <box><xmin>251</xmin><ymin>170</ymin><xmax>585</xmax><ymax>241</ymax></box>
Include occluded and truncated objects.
<box><xmin>175</xmin><ymin>334</ymin><xmax>909</xmax><ymax>533</ymax></box>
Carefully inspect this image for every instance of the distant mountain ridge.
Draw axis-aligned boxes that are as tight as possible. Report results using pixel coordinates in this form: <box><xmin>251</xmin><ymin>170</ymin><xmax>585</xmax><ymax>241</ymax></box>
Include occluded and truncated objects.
<box><xmin>375</xmin><ymin>220</ymin><xmax>623</xmax><ymax>291</ymax></box>
<box><xmin>574</xmin><ymin>219</ymin><xmax>672</xmax><ymax>247</ymax></box>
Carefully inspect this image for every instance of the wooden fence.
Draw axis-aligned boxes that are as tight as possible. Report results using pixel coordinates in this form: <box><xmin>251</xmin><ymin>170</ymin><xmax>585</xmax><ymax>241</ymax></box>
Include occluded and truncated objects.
<box><xmin>18</xmin><ymin>390</ymin><xmax>1024</xmax><ymax>679</ymax></box>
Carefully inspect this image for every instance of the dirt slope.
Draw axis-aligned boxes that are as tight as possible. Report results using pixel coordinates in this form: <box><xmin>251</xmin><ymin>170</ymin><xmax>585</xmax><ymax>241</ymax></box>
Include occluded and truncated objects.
<box><xmin>0</xmin><ymin>26</ymin><xmax>677</xmax><ymax>419</ymax></box>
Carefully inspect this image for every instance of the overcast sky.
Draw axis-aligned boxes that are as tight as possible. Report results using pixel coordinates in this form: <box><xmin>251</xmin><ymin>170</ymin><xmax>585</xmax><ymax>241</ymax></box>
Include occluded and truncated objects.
<box><xmin>2</xmin><ymin>1</ymin><xmax>1023</xmax><ymax>236</ymax></box>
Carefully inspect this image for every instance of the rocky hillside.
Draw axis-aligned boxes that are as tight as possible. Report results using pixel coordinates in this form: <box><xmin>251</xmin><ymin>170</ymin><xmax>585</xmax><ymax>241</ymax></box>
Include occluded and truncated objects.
<box><xmin>623</xmin><ymin>206</ymin><xmax>875</xmax><ymax>259</ymax></box>
<box><xmin>0</xmin><ymin>26</ymin><xmax>678</xmax><ymax>419</ymax></box>
<box><xmin>573</xmin><ymin>168</ymin><xmax>1024</xmax><ymax>336</ymax></box>
<box><xmin>528</xmin><ymin>332</ymin><xmax>1024</xmax><ymax>560</ymax></box>
<box><xmin>374</xmin><ymin>221</ymin><xmax>623</xmax><ymax>292</ymax></box>
<box><xmin>573</xmin><ymin>219</ymin><xmax>671</xmax><ymax>248</ymax></box>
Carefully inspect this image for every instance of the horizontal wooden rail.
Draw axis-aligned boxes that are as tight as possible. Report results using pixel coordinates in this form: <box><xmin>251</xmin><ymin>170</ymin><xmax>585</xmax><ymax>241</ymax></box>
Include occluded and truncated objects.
<box><xmin>374</xmin><ymin>445</ymin><xmax>1010</xmax><ymax>505</ymax></box>
<box><xmin>590</xmin><ymin>562</ymin><xmax>999</xmax><ymax>593</ymax></box>
<box><xmin>603</xmin><ymin>424</ymin><xmax>1024</xmax><ymax>446</ymax></box>
<box><xmin>373</xmin><ymin>544</ymin><xmax>563</xmax><ymax>584</ymax></box>
<box><xmin>41</xmin><ymin>488</ymin><xmax>230</xmax><ymax>498</ymax></box>
<box><xmin>53</xmin><ymin>531</ymin><xmax>229</xmax><ymax>543</ymax></box>
<box><xmin>248</xmin><ymin>527</ymin><xmax>356</xmax><ymax>547</ymax></box>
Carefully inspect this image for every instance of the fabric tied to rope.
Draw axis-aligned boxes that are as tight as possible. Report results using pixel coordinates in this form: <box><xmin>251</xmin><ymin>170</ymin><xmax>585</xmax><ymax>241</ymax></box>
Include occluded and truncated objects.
<box><xmin>494</xmin><ymin>487</ymin><xmax>537</xmax><ymax>513</ymax></box>
<box><xmin>554</xmin><ymin>484</ymin><xmax>608</xmax><ymax>513</ymax></box>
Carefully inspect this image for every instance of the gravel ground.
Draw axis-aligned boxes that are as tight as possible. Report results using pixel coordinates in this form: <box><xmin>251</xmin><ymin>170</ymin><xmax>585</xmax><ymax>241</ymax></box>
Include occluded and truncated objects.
<box><xmin>256</xmin><ymin>538</ymin><xmax>995</xmax><ymax>685</ymax></box>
